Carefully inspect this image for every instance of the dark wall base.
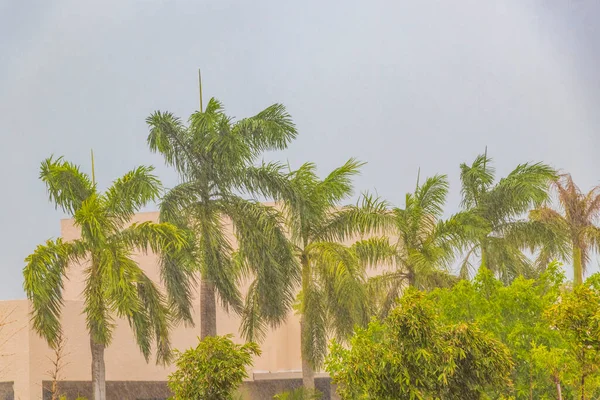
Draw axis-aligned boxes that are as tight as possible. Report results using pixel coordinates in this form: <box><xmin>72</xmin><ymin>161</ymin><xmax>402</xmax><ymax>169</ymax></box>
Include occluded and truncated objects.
<box><xmin>0</xmin><ymin>382</ymin><xmax>13</xmax><ymax>400</ymax></box>
<box><xmin>242</xmin><ymin>377</ymin><xmax>332</xmax><ymax>399</ymax></box>
<box><xmin>42</xmin><ymin>381</ymin><xmax>170</xmax><ymax>400</ymax></box>
<box><xmin>42</xmin><ymin>377</ymin><xmax>333</xmax><ymax>400</ymax></box>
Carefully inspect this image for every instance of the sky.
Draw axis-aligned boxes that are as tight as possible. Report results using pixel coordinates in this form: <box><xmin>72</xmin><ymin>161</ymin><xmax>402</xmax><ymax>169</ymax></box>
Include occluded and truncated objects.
<box><xmin>1</xmin><ymin>0</ymin><xmax>599</xmax><ymax>299</ymax></box>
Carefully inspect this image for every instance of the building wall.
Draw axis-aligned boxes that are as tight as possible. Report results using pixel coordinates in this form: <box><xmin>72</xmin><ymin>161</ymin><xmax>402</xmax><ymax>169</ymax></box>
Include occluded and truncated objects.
<box><xmin>0</xmin><ymin>301</ymin><xmax>28</xmax><ymax>400</ymax></box>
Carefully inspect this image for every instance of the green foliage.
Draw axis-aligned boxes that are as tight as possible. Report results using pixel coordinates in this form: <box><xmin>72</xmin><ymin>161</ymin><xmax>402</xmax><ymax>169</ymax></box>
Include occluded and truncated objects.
<box><xmin>366</xmin><ymin>173</ymin><xmax>485</xmax><ymax>317</ymax></box>
<box><xmin>24</xmin><ymin>157</ymin><xmax>189</xmax><ymax>363</ymax></box>
<box><xmin>326</xmin><ymin>290</ymin><xmax>513</xmax><ymax>399</ymax></box>
<box><xmin>147</xmin><ymin>99</ymin><xmax>298</xmax><ymax>336</ymax></box>
<box><xmin>273</xmin><ymin>387</ymin><xmax>322</xmax><ymax>400</ymax></box>
<box><xmin>274</xmin><ymin>160</ymin><xmax>390</xmax><ymax>372</ymax></box>
<box><xmin>168</xmin><ymin>335</ymin><xmax>260</xmax><ymax>400</ymax></box>
<box><xmin>458</xmin><ymin>153</ymin><xmax>556</xmax><ymax>283</ymax></box>
<box><xmin>546</xmin><ymin>278</ymin><xmax>600</xmax><ymax>398</ymax></box>
<box><xmin>530</xmin><ymin>174</ymin><xmax>600</xmax><ymax>285</ymax></box>
<box><xmin>430</xmin><ymin>263</ymin><xmax>565</xmax><ymax>398</ymax></box>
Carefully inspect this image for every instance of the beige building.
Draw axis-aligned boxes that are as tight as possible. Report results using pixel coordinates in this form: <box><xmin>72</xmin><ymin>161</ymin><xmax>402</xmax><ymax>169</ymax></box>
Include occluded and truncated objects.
<box><xmin>0</xmin><ymin>212</ymin><xmax>337</xmax><ymax>400</ymax></box>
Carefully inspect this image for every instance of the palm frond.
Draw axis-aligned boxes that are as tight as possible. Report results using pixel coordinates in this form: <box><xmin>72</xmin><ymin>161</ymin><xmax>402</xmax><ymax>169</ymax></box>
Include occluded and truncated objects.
<box><xmin>116</xmin><ymin>221</ymin><xmax>190</xmax><ymax>255</ymax></box>
<box><xmin>103</xmin><ymin>166</ymin><xmax>162</xmax><ymax>225</ymax></box>
<box><xmin>315</xmin><ymin>194</ymin><xmax>394</xmax><ymax>242</ymax></box>
<box><xmin>415</xmin><ymin>174</ymin><xmax>449</xmax><ymax>219</ymax></box>
<box><xmin>311</xmin><ymin>158</ymin><xmax>363</xmax><ymax>207</ymax></box>
<box><xmin>146</xmin><ymin>111</ymin><xmax>194</xmax><ymax>178</ymax></box>
<box><xmin>486</xmin><ymin>162</ymin><xmax>556</xmax><ymax>223</ymax></box>
<box><xmin>307</xmin><ymin>241</ymin><xmax>367</xmax><ymax>340</ymax></box>
<box><xmin>196</xmin><ymin>206</ymin><xmax>242</xmax><ymax>313</ymax></box>
<box><xmin>365</xmin><ymin>271</ymin><xmax>407</xmax><ymax>318</ymax></box>
<box><xmin>83</xmin><ymin>260</ymin><xmax>115</xmax><ymax>346</ymax></box>
<box><xmin>134</xmin><ymin>274</ymin><xmax>172</xmax><ymax>365</ymax></box>
<box><xmin>234</xmin><ymin>103</ymin><xmax>297</xmax><ymax>155</ymax></box>
<box><xmin>235</xmin><ymin>162</ymin><xmax>297</xmax><ymax>203</ymax></box>
<box><xmin>351</xmin><ymin>237</ymin><xmax>396</xmax><ymax>269</ymax></box>
<box><xmin>159</xmin><ymin>181</ymin><xmax>201</xmax><ymax>226</ymax></box>
<box><xmin>40</xmin><ymin>156</ymin><xmax>94</xmax><ymax>214</ymax></box>
<box><xmin>23</xmin><ymin>238</ymin><xmax>87</xmax><ymax>346</ymax></box>
<box><xmin>300</xmin><ymin>282</ymin><xmax>328</xmax><ymax>369</ymax></box>
<box><xmin>224</xmin><ymin>196</ymin><xmax>298</xmax><ymax>327</ymax></box>
<box><xmin>239</xmin><ymin>280</ymin><xmax>269</xmax><ymax>343</ymax></box>
<box><xmin>459</xmin><ymin>154</ymin><xmax>495</xmax><ymax>209</ymax></box>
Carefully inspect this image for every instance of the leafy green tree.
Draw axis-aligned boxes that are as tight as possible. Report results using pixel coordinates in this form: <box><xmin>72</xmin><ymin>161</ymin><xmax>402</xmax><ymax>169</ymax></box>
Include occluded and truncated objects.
<box><xmin>146</xmin><ymin>98</ymin><xmax>298</xmax><ymax>339</ymax></box>
<box><xmin>530</xmin><ymin>174</ymin><xmax>600</xmax><ymax>285</ymax></box>
<box><xmin>429</xmin><ymin>263</ymin><xmax>566</xmax><ymax>399</ymax></box>
<box><xmin>458</xmin><ymin>153</ymin><xmax>556</xmax><ymax>282</ymax></box>
<box><xmin>168</xmin><ymin>335</ymin><xmax>260</xmax><ymax>400</ymax></box>
<box><xmin>272</xmin><ymin>160</ymin><xmax>389</xmax><ymax>389</ymax></box>
<box><xmin>326</xmin><ymin>290</ymin><xmax>513</xmax><ymax>399</ymax></box>
<box><xmin>366</xmin><ymin>173</ymin><xmax>482</xmax><ymax>317</ymax></box>
<box><xmin>530</xmin><ymin>343</ymin><xmax>573</xmax><ymax>400</ymax></box>
<box><xmin>24</xmin><ymin>157</ymin><xmax>189</xmax><ymax>400</ymax></box>
<box><xmin>547</xmin><ymin>279</ymin><xmax>600</xmax><ymax>399</ymax></box>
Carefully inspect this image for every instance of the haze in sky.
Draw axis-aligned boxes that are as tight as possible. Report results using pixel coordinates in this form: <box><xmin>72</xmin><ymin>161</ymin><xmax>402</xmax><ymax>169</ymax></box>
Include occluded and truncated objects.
<box><xmin>1</xmin><ymin>0</ymin><xmax>599</xmax><ymax>299</ymax></box>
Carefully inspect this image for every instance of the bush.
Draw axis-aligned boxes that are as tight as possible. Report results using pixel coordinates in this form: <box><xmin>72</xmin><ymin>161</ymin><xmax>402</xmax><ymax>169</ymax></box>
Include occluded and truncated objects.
<box><xmin>168</xmin><ymin>335</ymin><xmax>260</xmax><ymax>400</ymax></box>
<box><xmin>326</xmin><ymin>289</ymin><xmax>513</xmax><ymax>399</ymax></box>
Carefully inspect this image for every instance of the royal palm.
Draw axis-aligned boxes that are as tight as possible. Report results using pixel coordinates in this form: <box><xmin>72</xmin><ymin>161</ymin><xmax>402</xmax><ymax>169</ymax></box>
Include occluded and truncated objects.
<box><xmin>367</xmin><ymin>174</ymin><xmax>481</xmax><ymax>317</ymax></box>
<box><xmin>146</xmin><ymin>99</ymin><xmax>298</xmax><ymax>339</ymax></box>
<box><xmin>459</xmin><ymin>153</ymin><xmax>555</xmax><ymax>282</ymax></box>
<box><xmin>24</xmin><ymin>157</ymin><xmax>189</xmax><ymax>400</ymax></box>
<box><xmin>274</xmin><ymin>160</ymin><xmax>390</xmax><ymax>389</ymax></box>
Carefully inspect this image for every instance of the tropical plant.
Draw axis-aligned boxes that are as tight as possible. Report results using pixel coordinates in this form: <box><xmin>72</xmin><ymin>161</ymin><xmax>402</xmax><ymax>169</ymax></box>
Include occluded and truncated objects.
<box><xmin>23</xmin><ymin>156</ymin><xmax>189</xmax><ymax>400</ymax></box>
<box><xmin>265</xmin><ymin>160</ymin><xmax>390</xmax><ymax>389</ymax></box>
<box><xmin>326</xmin><ymin>289</ymin><xmax>513</xmax><ymax>400</ymax></box>
<box><xmin>529</xmin><ymin>174</ymin><xmax>600</xmax><ymax>285</ymax></box>
<box><xmin>168</xmin><ymin>335</ymin><xmax>260</xmax><ymax>400</ymax></box>
<box><xmin>458</xmin><ymin>153</ymin><xmax>556</xmax><ymax>282</ymax></box>
<box><xmin>146</xmin><ymin>98</ymin><xmax>299</xmax><ymax>339</ymax></box>
<box><xmin>547</xmin><ymin>279</ymin><xmax>600</xmax><ymax>399</ymax></box>
<box><xmin>430</xmin><ymin>263</ymin><xmax>566</xmax><ymax>399</ymax></box>
<box><xmin>366</xmin><ymin>173</ymin><xmax>482</xmax><ymax>317</ymax></box>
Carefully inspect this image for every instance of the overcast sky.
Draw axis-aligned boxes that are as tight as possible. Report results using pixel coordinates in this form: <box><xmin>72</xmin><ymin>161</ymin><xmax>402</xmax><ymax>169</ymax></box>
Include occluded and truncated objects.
<box><xmin>1</xmin><ymin>0</ymin><xmax>599</xmax><ymax>299</ymax></box>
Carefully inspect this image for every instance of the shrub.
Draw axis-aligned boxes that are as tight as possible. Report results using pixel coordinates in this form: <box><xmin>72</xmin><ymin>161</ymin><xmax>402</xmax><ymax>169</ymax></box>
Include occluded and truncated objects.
<box><xmin>168</xmin><ymin>335</ymin><xmax>260</xmax><ymax>400</ymax></box>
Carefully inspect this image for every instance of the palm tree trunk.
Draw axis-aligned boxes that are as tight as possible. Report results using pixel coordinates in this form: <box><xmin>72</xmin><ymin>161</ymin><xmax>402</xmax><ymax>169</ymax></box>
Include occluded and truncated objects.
<box><xmin>300</xmin><ymin>253</ymin><xmax>316</xmax><ymax>390</ymax></box>
<box><xmin>200</xmin><ymin>278</ymin><xmax>217</xmax><ymax>338</ymax></box>
<box><xmin>90</xmin><ymin>336</ymin><xmax>106</xmax><ymax>400</ymax></box>
<box><xmin>407</xmin><ymin>267</ymin><xmax>416</xmax><ymax>287</ymax></box>
<box><xmin>573</xmin><ymin>245</ymin><xmax>583</xmax><ymax>285</ymax></box>
<box><xmin>480</xmin><ymin>242</ymin><xmax>488</xmax><ymax>270</ymax></box>
<box><xmin>555</xmin><ymin>377</ymin><xmax>562</xmax><ymax>400</ymax></box>
<box><xmin>300</xmin><ymin>317</ymin><xmax>316</xmax><ymax>390</ymax></box>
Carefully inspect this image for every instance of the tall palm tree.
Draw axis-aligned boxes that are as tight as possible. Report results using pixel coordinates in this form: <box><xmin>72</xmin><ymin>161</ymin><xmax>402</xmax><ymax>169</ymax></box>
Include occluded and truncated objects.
<box><xmin>458</xmin><ymin>153</ymin><xmax>556</xmax><ymax>283</ymax></box>
<box><xmin>23</xmin><ymin>157</ymin><xmax>189</xmax><ymax>400</ymax></box>
<box><xmin>146</xmin><ymin>98</ymin><xmax>299</xmax><ymax>339</ymax></box>
<box><xmin>529</xmin><ymin>174</ymin><xmax>600</xmax><ymax>285</ymax></box>
<box><xmin>367</xmin><ymin>174</ymin><xmax>482</xmax><ymax>318</ymax></box>
<box><xmin>268</xmin><ymin>159</ymin><xmax>390</xmax><ymax>389</ymax></box>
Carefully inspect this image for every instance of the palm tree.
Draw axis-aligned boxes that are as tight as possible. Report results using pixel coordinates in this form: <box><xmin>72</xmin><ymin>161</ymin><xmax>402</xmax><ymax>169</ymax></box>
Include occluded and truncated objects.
<box><xmin>367</xmin><ymin>174</ymin><xmax>482</xmax><ymax>317</ymax></box>
<box><xmin>271</xmin><ymin>159</ymin><xmax>390</xmax><ymax>389</ymax></box>
<box><xmin>23</xmin><ymin>156</ymin><xmax>189</xmax><ymax>400</ymax></box>
<box><xmin>529</xmin><ymin>174</ymin><xmax>600</xmax><ymax>285</ymax></box>
<box><xmin>146</xmin><ymin>98</ymin><xmax>299</xmax><ymax>339</ymax></box>
<box><xmin>458</xmin><ymin>153</ymin><xmax>556</xmax><ymax>283</ymax></box>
